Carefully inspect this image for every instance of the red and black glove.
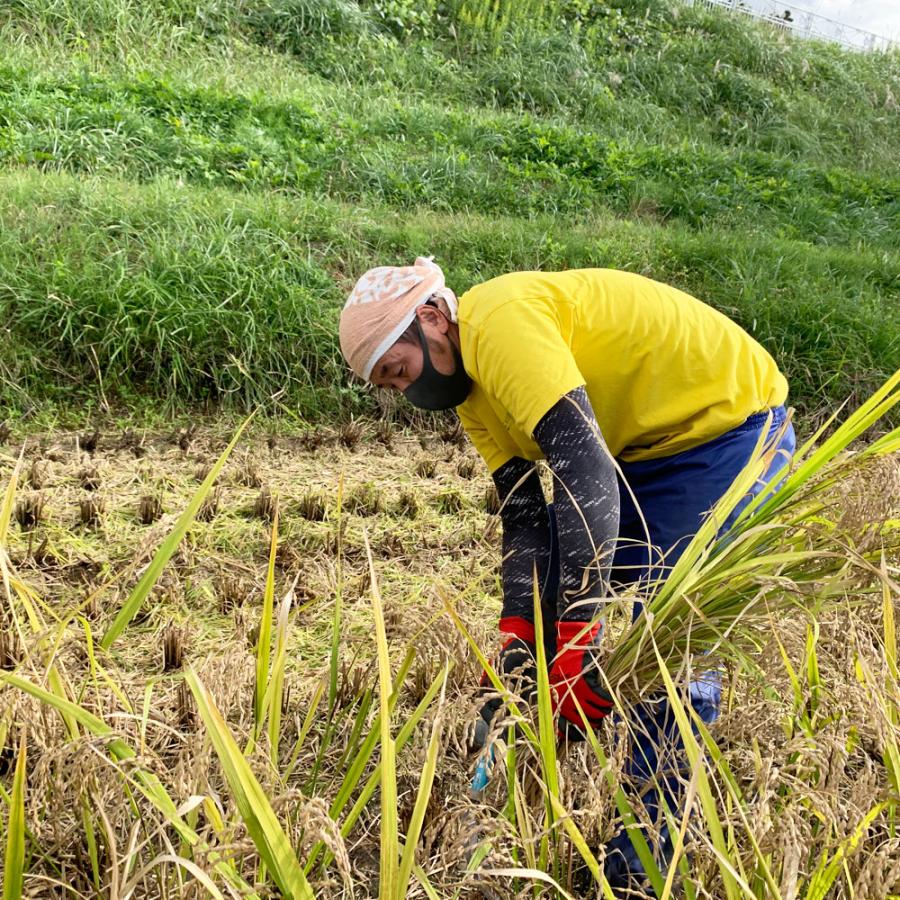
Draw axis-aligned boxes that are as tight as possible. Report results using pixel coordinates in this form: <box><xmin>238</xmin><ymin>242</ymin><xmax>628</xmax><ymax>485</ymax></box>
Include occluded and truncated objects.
<box><xmin>474</xmin><ymin>617</ymin><xmax>537</xmax><ymax>750</ymax></box>
<box><xmin>549</xmin><ymin>620</ymin><xmax>612</xmax><ymax>739</ymax></box>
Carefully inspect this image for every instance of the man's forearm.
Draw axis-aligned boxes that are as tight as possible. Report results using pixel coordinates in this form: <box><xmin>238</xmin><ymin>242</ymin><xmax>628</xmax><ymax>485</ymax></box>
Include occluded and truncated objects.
<box><xmin>533</xmin><ymin>386</ymin><xmax>620</xmax><ymax>622</ymax></box>
<box><xmin>493</xmin><ymin>457</ymin><xmax>554</xmax><ymax>630</ymax></box>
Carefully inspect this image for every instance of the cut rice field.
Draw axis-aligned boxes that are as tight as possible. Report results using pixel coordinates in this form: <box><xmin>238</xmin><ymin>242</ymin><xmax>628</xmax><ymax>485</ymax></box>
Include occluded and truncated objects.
<box><xmin>1</xmin><ymin>376</ymin><xmax>899</xmax><ymax>898</ymax></box>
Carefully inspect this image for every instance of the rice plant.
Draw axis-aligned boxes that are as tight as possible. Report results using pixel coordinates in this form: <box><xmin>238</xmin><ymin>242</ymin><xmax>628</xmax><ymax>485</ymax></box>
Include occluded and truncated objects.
<box><xmin>1</xmin><ymin>374</ymin><xmax>895</xmax><ymax>896</ymax></box>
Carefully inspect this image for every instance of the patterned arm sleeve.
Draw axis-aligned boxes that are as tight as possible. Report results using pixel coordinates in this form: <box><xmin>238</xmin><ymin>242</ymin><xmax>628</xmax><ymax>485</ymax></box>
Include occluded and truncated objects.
<box><xmin>532</xmin><ymin>386</ymin><xmax>619</xmax><ymax>623</ymax></box>
<box><xmin>492</xmin><ymin>456</ymin><xmax>554</xmax><ymax>639</ymax></box>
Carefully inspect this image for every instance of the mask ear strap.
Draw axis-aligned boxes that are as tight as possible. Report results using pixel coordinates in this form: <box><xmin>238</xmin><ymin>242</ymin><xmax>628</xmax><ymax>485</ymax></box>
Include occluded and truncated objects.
<box><xmin>413</xmin><ymin>315</ymin><xmax>435</xmax><ymax>372</ymax></box>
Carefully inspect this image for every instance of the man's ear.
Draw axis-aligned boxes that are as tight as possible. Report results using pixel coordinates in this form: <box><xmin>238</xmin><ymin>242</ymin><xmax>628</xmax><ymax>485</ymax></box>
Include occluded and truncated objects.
<box><xmin>416</xmin><ymin>303</ymin><xmax>450</xmax><ymax>334</ymax></box>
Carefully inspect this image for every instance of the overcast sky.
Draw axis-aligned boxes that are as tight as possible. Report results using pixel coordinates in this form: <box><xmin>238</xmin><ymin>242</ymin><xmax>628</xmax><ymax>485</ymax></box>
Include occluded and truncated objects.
<box><xmin>789</xmin><ymin>0</ymin><xmax>900</xmax><ymax>38</ymax></box>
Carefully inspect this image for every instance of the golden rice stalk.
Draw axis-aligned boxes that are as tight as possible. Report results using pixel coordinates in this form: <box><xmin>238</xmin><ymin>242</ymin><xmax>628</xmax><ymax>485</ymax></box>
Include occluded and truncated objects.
<box><xmin>803</xmin><ymin>802</ymin><xmax>886</xmax><ymax>899</ymax></box>
<box><xmin>0</xmin><ymin>672</ymin><xmax>256</xmax><ymax>896</ymax></box>
<box><xmin>304</xmin><ymin>653</ymin><xmax>445</xmax><ymax>874</ymax></box>
<box><xmin>605</xmin><ymin>372</ymin><xmax>900</xmax><ymax>694</ymax></box>
<box><xmin>263</xmin><ymin>578</ymin><xmax>296</xmax><ymax>767</ymax></box>
<box><xmin>185</xmin><ymin>668</ymin><xmax>314</xmax><ymax>900</ymax></box>
<box><xmin>397</xmin><ymin>663</ymin><xmax>448</xmax><ymax>898</ymax></box>
<box><xmin>652</xmin><ymin>638</ymin><xmax>743</xmax><ymax>900</ymax></box>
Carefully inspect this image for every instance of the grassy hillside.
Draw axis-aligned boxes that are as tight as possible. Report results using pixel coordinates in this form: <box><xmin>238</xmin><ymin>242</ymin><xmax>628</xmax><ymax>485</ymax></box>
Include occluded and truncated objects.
<box><xmin>0</xmin><ymin>0</ymin><xmax>897</xmax><ymax>423</ymax></box>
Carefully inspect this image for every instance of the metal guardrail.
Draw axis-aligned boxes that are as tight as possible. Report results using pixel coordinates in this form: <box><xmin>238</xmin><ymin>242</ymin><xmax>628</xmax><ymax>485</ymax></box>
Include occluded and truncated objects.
<box><xmin>686</xmin><ymin>0</ymin><xmax>898</xmax><ymax>53</ymax></box>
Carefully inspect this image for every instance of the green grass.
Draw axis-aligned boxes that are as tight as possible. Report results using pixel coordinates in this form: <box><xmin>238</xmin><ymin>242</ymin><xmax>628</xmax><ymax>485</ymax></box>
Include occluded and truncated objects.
<box><xmin>0</xmin><ymin>0</ymin><xmax>896</xmax><ymax>422</ymax></box>
<box><xmin>0</xmin><ymin>172</ymin><xmax>895</xmax><ymax>422</ymax></box>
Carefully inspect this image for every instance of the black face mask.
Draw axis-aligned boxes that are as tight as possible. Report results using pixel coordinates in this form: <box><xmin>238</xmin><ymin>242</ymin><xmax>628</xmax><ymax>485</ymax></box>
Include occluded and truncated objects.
<box><xmin>404</xmin><ymin>318</ymin><xmax>472</xmax><ymax>410</ymax></box>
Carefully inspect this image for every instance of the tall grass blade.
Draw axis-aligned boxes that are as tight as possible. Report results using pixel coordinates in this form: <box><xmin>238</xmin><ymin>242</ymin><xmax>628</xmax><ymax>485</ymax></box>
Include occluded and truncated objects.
<box><xmin>531</xmin><ymin>574</ymin><xmax>606</xmax><ymax>888</ymax></box>
<box><xmin>185</xmin><ymin>668</ymin><xmax>314</xmax><ymax>900</ymax></box>
<box><xmin>0</xmin><ymin>448</ymin><xmax>23</xmax><ymax>548</ymax></box>
<box><xmin>364</xmin><ymin>532</ymin><xmax>399</xmax><ymax>899</ymax></box>
<box><xmin>2</xmin><ymin>734</ymin><xmax>27</xmax><ymax>900</ymax></box>
<box><xmin>254</xmin><ymin>505</ymin><xmax>279</xmax><ymax>741</ymax></box>
<box><xmin>651</xmin><ymin>643</ymin><xmax>744</xmax><ymax>900</ymax></box>
<box><xmin>688</xmin><ymin>709</ymin><xmax>783</xmax><ymax>898</ymax></box>
<box><xmin>304</xmin><ymin>650</ymin><xmax>417</xmax><ymax>873</ymax></box>
<box><xmin>101</xmin><ymin>414</ymin><xmax>255</xmax><ymax>649</ymax></box>
<box><xmin>881</xmin><ymin>556</ymin><xmax>899</xmax><ymax>835</ymax></box>
<box><xmin>398</xmin><ymin>664</ymin><xmax>448</xmax><ymax>898</ymax></box>
<box><xmin>309</xmin><ymin>654</ymin><xmax>446</xmax><ymax>873</ymax></box>
<box><xmin>265</xmin><ymin>578</ymin><xmax>295</xmax><ymax>768</ymax></box>
<box><xmin>803</xmin><ymin>803</ymin><xmax>885</xmax><ymax>900</ymax></box>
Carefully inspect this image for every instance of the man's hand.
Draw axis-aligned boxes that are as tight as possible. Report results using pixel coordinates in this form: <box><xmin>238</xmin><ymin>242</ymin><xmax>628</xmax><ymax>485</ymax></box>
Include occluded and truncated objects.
<box><xmin>473</xmin><ymin>623</ymin><xmax>537</xmax><ymax>751</ymax></box>
<box><xmin>550</xmin><ymin>619</ymin><xmax>612</xmax><ymax>739</ymax></box>
<box><xmin>471</xmin><ymin>622</ymin><xmax>538</xmax><ymax>793</ymax></box>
